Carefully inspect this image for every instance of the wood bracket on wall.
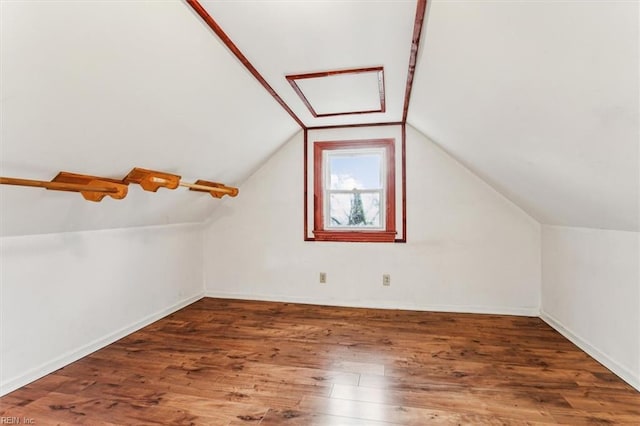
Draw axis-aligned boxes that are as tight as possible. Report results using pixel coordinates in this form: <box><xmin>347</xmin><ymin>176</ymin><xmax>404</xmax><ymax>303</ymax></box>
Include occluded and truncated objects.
<box><xmin>124</xmin><ymin>167</ymin><xmax>239</xmax><ymax>198</ymax></box>
<box><xmin>1</xmin><ymin>167</ymin><xmax>238</xmax><ymax>202</ymax></box>
<box><xmin>51</xmin><ymin>171</ymin><xmax>128</xmax><ymax>201</ymax></box>
<box><xmin>0</xmin><ymin>173</ymin><xmax>127</xmax><ymax>202</ymax></box>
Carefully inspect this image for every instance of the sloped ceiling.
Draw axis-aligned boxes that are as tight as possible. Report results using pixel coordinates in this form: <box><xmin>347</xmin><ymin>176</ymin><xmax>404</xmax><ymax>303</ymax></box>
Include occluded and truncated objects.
<box><xmin>196</xmin><ymin>0</ymin><xmax>417</xmax><ymax>127</ymax></box>
<box><xmin>409</xmin><ymin>0</ymin><xmax>639</xmax><ymax>232</ymax></box>
<box><xmin>0</xmin><ymin>0</ymin><xmax>299</xmax><ymax>236</ymax></box>
<box><xmin>2</xmin><ymin>0</ymin><xmax>637</xmax><ymax>236</ymax></box>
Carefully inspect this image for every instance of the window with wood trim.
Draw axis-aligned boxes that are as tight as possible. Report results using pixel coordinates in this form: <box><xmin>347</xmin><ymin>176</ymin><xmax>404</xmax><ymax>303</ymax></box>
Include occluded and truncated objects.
<box><xmin>313</xmin><ymin>139</ymin><xmax>396</xmax><ymax>242</ymax></box>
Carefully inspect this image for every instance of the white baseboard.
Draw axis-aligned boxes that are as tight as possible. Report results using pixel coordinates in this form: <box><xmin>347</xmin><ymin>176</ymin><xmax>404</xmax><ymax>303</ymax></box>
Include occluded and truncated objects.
<box><xmin>0</xmin><ymin>293</ymin><xmax>204</xmax><ymax>397</ymax></box>
<box><xmin>540</xmin><ymin>310</ymin><xmax>640</xmax><ymax>392</ymax></box>
<box><xmin>204</xmin><ymin>290</ymin><xmax>540</xmax><ymax>317</ymax></box>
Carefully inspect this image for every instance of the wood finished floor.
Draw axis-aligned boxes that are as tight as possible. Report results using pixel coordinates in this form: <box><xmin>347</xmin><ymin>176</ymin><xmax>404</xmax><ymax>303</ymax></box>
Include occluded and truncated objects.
<box><xmin>1</xmin><ymin>298</ymin><xmax>638</xmax><ymax>425</ymax></box>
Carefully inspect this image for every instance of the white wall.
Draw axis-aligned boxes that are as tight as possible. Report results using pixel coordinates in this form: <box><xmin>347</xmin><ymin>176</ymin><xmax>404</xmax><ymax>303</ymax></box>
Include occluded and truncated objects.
<box><xmin>541</xmin><ymin>225</ymin><xmax>640</xmax><ymax>391</ymax></box>
<box><xmin>203</xmin><ymin>126</ymin><xmax>541</xmax><ymax>315</ymax></box>
<box><xmin>0</xmin><ymin>223</ymin><xmax>204</xmax><ymax>396</ymax></box>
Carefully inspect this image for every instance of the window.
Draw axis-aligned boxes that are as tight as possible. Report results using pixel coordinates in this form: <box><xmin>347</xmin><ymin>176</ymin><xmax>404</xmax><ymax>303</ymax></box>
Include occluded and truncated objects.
<box><xmin>313</xmin><ymin>139</ymin><xmax>396</xmax><ymax>242</ymax></box>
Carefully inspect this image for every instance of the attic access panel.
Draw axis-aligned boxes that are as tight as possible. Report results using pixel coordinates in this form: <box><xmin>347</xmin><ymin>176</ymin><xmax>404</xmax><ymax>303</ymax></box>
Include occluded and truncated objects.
<box><xmin>286</xmin><ymin>67</ymin><xmax>385</xmax><ymax>118</ymax></box>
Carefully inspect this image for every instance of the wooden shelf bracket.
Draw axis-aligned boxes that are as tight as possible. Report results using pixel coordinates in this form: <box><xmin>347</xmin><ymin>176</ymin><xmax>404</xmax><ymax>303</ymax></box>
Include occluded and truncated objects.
<box><xmin>51</xmin><ymin>171</ymin><xmax>128</xmax><ymax>202</ymax></box>
<box><xmin>0</xmin><ymin>172</ymin><xmax>128</xmax><ymax>202</ymax></box>
<box><xmin>124</xmin><ymin>167</ymin><xmax>239</xmax><ymax>198</ymax></box>
<box><xmin>1</xmin><ymin>167</ymin><xmax>238</xmax><ymax>202</ymax></box>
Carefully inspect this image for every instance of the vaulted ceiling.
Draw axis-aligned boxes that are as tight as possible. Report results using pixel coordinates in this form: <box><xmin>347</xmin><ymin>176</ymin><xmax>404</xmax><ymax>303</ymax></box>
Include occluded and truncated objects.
<box><xmin>0</xmin><ymin>0</ymin><xmax>299</xmax><ymax>236</ymax></box>
<box><xmin>410</xmin><ymin>0</ymin><xmax>638</xmax><ymax>232</ymax></box>
<box><xmin>194</xmin><ymin>0</ymin><xmax>418</xmax><ymax>127</ymax></box>
<box><xmin>1</xmin><ymin>0</ymin><xmax>637</xmax><ymax>237</ymax></box>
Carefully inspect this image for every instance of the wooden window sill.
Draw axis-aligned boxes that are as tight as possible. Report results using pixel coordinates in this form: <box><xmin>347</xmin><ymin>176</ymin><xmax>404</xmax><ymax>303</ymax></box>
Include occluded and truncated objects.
<box><xmin>312</xmin><ymin>230</ymin><xmax>397</xmax><ymax>243</ymax></box>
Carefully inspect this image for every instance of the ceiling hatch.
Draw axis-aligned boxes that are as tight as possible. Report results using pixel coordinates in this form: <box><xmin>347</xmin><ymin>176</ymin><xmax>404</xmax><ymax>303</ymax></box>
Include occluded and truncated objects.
<box><xmin>286</xmin><ymin>67</ymin><xmax>385</xmax><ymax>118</ymax></box>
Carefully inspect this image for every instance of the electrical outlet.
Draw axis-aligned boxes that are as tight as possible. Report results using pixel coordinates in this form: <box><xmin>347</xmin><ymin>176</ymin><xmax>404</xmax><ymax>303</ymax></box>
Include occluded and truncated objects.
<box><xmin>383</xmin><ymin>274</ymin><xmax>391</xmax><ymax>286</ymax></box>
<box><xmin>319</xmin><ymin>272</ymin><xmax>327</xmax><ymax>284</ymax></box>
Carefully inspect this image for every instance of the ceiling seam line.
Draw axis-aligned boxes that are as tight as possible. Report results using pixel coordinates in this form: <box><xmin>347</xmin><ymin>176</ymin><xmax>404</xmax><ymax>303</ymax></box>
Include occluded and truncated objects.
<box><xmin>307</xmin><ymin>121</ymin><xmax>404</xmax><ymax>131</ymax></box>
<box><xmin>185</xmin><ymin>0</ymin><xmax>307</xmax><ymax>130</ymax></box>
<box><xmin>402</xmin><ymin>0</ymin><xmax>428</xmax><ymax>124</ymax></box>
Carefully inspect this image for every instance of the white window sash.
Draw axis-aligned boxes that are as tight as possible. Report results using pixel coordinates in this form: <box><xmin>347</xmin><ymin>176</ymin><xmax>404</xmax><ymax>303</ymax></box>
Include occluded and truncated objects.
<box><xmin>322</xmin><ymin>148</ymin><xmax>387</xmax><ymax>231</ymax></box>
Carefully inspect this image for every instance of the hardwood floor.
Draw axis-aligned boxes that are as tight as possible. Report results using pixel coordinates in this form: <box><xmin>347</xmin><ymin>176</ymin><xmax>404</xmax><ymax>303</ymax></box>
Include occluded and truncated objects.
<box><xmin>1</xmin><ymin>298</ymin><xmax>638</xmax><ymax>425</ymax></box>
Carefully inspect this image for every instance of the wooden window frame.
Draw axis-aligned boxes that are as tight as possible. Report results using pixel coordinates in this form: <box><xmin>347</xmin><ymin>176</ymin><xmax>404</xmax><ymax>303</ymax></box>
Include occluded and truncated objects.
<box><xmin>313</xmin><ymin>139</ymin><xmax>396</xmax><ymax>242</ymax></box>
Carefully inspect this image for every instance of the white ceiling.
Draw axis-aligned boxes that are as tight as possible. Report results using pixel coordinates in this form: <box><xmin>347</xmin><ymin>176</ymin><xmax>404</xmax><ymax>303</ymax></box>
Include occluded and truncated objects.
<box><xmin>409</xmin><ymin>0</ymin><xmax>639</xmax><ymax>232</ymax></box>
<box><xmin>1</xmin><ymin>0</ymin><xmax>637</xmax><ymax>236</ymax></box>
<box><xmin>199</xmin><ymin>0</ymin><xmax>417</xmax><ymax>127</ymax></box>
<box><xmin>294</xmin><ymin>70</ymin><xmax>383</xmax><ymax>116</ymax></box>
